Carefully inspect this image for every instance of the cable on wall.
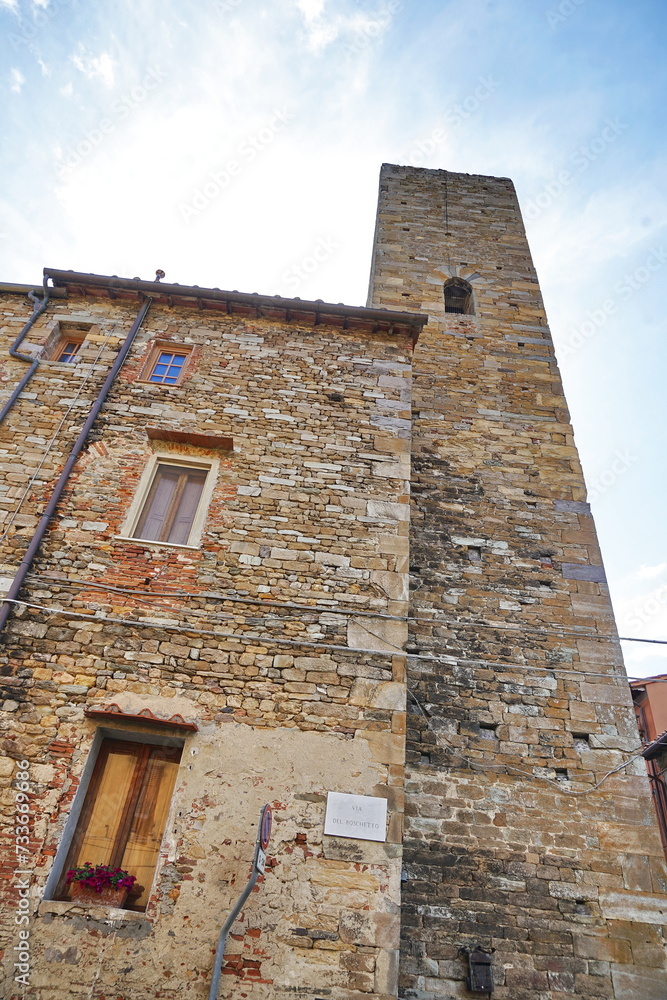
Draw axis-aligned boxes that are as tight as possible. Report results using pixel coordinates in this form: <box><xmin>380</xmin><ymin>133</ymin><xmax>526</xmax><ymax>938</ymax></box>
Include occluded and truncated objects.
<box><xmin>23</xmin><ymin>571</ymin><xmax>665</xmax><ymax>648</ymax></box>
<box><xmin>1</xmin><ymin>596</ymin><xmax>660</xmax><ymax>687</ymax></box>
<box><xmin>3</xmin><ymin>598</ymin><xmax>650</xmax><ymax>794</ymax></box>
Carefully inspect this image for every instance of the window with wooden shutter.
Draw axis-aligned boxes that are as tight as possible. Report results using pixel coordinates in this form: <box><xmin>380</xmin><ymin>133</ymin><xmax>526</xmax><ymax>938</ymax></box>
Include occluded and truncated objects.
<box><xmin>56</xmin><ymin>739</ymin><xmax>182</xmax><ymax>911</ymax></box>
<box><xmin>133</xmin><ymin>465</ymin><xmax>207</xmax><ymax>545</ymax></box>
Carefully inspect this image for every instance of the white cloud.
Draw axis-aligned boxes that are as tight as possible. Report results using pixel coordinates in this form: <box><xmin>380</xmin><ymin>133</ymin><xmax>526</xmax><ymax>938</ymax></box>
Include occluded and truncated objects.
<box><xmin>70</xmin><ymin>49</ymin><xmax>115</xmax><ymax>88</ymax></box>
<box><xmin>59</xmin><ymin>82</ymin><xmax>74</xmax><ymax>98</ymax></box>
<box><xmin>296</xmin><ymin>0</ymin><xmax>326</xmax><ymax>21</ymax></box>
<box><xmin>636</xmin><ymin>563</ymin><xmax>667</xmax><ymax>581</ymax></box>
<box><xmin>292</xmin><ymin>1</ymin><xmax>400</xmax><ymax>55</ymax></box>
<box><xmin>10</xmin><ymin>68</ymin><xmax>25</xmax><ymax>94</ymax></box>
<box><xmin>0</xmin><ymin>0</ymin><xmax>18</xmax><ymax>10</ymax></box>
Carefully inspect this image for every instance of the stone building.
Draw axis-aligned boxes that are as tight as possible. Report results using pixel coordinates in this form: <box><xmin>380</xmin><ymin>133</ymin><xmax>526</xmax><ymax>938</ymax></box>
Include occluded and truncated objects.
<box><xmin>631</xmin><ymin>675</ymin><xmax>667</xmax><ymax>856</ymax></box>
<box><xmin>0</xmin><ymin>164</ymin><xmax>666</xmax><ymax>1000</ymax></box>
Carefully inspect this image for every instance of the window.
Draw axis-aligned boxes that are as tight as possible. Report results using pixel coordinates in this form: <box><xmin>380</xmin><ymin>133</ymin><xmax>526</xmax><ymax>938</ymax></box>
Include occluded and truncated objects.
<box><xmin>140</xmin><ymin>343</ymin><xmax>192</xmax><ymax>385</ymax></box>
<box><xmin>444</xmin><ymin>278</ymin><xmax>474</xmax><ymax>315</ymax></box>
<box><xmin>43</xmin><ymin>321</ymin><xmax>95</xmax><ymax>362</ymax></box>
<box><xmin>57</xmin><ymin>738</ymin><xmax>182</xmax><ymax>911</ymax></box>
<box><xmin>120</xmin><ymin>452</ymin><xmax>220</xmax><ymax>549</ymax></box>
<box><xmin>149</xmin><ymin>350</ymin><xmax>189</xmax><ymax>384</ymax></box>
<box><xmin>132</xmin><ymin>463</ymin><xmax>210</xmax><ymax>545</ymax></box>
<box><xmin>55</xmin><ymin>340</ymin><xmax>82</xmax><ymax>364</ymax></box>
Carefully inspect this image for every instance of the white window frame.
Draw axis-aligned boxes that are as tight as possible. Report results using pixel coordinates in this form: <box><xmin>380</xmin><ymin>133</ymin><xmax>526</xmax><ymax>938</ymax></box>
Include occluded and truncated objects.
<box><xmin>118</xmin><ymin>452</ymin><xmax>220</xmax><ymax>549</ymax></box>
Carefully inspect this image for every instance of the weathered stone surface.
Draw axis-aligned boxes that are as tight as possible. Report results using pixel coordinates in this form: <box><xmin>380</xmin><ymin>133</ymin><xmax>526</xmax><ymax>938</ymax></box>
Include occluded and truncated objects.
<box><xmin>0</xmin><ymin>164</ymin><xmax>665</xmax><ymax>1000</ymax></box>
<box><xmin>368</xmin><ymin>164</ymin><xmax>667</xmax><ymax>1000</ymax></box>
<box><xmin>0</xmin><ymin>281</ymin><xmax>411</xmax><ymax>999</ymax></box>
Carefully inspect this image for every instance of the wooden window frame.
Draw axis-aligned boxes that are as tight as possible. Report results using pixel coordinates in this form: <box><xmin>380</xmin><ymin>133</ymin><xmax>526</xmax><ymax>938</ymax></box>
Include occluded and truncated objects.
<box><xmin>53</xmin><ymin>338</ymin><xmax>85</xmax><ymax>363</ymax></box>
<box><xmin>133</xmin><ymin>465</ymin><xmax>207</xmax><ymax>544</ymax></box>
<box><xmin>42</xmin><ymin>320</ymin><xmax>96</xmax><ymax>363</ymax></box>
<box><xmin>51</xmin><ymin>734</ymin><xmax>183</xmax><ymax>912</ymax></box>
<box><xmin>139</xmin><ymin>342</ymin><xmax>193</xmax><ymax>386</ymax></box>
<box><xmin>119</xmin><ymin>453</ymin><xmax>219</xmax><ymax>549</ymax></box>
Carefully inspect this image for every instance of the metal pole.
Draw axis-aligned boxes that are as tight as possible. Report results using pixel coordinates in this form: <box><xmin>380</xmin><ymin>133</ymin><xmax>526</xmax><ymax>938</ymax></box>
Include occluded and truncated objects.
<box><xmin>208</xmin><ymin>867</ymin><xmax>260</xmax><ymax>1000</ymax></box>
<box><xmin>209</xmin><ymin>805</ymin><xmax>271</xmax><ymax>1000</ymax></box>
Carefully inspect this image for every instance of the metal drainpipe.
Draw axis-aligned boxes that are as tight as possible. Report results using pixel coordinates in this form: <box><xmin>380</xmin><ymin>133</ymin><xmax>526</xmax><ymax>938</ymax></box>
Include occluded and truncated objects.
<box><xmin>0</xmin><ymin>276</ymin><xmax>52</xmax><ymax>425</ymax></box>
<box><xmin>0</xmin><ymin>294</ymin><xmax>153</xmax><ymax>633</ymax></box>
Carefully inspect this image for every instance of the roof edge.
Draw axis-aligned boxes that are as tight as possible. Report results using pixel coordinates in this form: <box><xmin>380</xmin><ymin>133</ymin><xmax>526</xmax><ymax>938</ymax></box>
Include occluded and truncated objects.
<box><xmin>0</xmin><ymin>281</ymin><xmax>67</xmax><ymax>298</ymax></box>
<box><xmin>43</xmin><ymin>268</ymin><xmax>428</xmax><ymax>333</ymax></box>
<box><xmin>643</xmin><ymin>731</ymin><xmax>667</xmax><ymax>760</ymax></box>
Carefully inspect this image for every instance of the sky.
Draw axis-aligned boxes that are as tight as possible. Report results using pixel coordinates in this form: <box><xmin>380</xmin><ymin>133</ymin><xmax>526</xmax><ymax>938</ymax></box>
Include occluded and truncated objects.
<box><xmin>1</xmin><ymin>0</ymin><xmax>666</xmax><ymax>679</ymax></box>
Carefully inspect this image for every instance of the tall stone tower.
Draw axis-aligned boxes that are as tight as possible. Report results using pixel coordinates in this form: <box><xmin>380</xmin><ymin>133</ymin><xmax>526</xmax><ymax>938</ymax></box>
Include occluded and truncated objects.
<box><xmin>369</xmin><ymin>165</ymin><xmax>667</xmax><ymax>999</ymax></box>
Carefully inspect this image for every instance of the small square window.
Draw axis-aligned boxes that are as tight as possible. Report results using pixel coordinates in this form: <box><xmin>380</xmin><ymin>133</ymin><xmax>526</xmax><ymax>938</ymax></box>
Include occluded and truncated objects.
<box><xmin>149</xmin><ymin>350</ymin><xmax>189</xmax><ymax>384</ymax></box>
<box><xmin>55</xmin><ymin>339</ymin><xmax>83</xmax><ymax>364</ymax></box>
<box><xmin>56</xmin><ymin>738</ymin><xmax>182</xmax><ymax>911</ymax></box>
<box><xmin>41</xmin><ymin>321</ymin><xmax>95</xmax><ymax>362</ymax></box>
<box><xmin>140</xmin><ymin>343</ymin><xmax>192</xmax><ymax>386</ymax></box>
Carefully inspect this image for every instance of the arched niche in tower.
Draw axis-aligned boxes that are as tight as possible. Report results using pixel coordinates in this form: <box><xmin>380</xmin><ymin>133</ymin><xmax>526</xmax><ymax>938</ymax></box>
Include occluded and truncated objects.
<box><xmin>444</xmin><ymin>278</ymin><xmax>474</xmax><ymax>315</ymax></box>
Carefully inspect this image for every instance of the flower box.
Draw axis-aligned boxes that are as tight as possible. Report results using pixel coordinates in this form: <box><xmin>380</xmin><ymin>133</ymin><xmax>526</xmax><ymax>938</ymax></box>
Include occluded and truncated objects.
<box><xmin>66</xmin><ymin>863</ymin><xmax>136</xmax><ymax>909</ymax></box>
<box><xmin>70</xmin><ymin>880</ymin><xmax>129</xmax><ymax>908</ymax></box>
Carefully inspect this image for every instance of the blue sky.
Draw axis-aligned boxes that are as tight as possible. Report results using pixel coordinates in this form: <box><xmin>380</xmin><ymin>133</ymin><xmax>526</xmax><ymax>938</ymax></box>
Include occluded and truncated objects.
<box><xmin>1</xmin><ymin>0</ymin><xmax>666</xmax><ymax>677</ymax></box>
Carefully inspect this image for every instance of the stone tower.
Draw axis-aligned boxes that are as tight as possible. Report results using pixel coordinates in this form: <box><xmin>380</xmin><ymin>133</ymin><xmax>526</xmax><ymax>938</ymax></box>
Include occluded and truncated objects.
<box><xmin>368</xmin><ymin>164</ymin><xmax>667</xmax><ymax>999</ymax></box>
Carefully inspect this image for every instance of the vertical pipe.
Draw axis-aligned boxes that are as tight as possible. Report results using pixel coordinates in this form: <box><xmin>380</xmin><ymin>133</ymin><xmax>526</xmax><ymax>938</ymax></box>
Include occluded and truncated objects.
<box><xmin>0</xmin><ymin>295</ymin><xmax>153</xmax><ymax>633</ymax></box>
<box><xmin>0</xmin><ymin>277</ymin><xmax>51</xmax><ymax>425</ymax></box>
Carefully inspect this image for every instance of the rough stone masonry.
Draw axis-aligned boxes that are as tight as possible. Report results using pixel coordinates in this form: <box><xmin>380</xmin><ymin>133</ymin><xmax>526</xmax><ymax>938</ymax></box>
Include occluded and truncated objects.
<box><xmin>0</xmin><ymin>165</ymin><xmax>664</xmax><ymax>1000</ymax></box>
<box><xmin>368</xmin><ymin>164</ymin><xmax>667</xmax><ymax>1000</ymax></box>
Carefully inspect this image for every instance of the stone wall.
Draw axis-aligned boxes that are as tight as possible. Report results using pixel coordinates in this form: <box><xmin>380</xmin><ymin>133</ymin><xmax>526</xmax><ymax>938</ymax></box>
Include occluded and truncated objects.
<box><xmin>0</xmin><ymin>287</ymin><xmax>414</xmax><ymax>999</ymax></box>
<box><xmin>2</xmin><ymin>163</ymin><xmax>666</xmax><ymax>1000</ymax></box>
<box><xmin>368</xmin><ymin>164</ymin><xmax>667</xmax><ymax>1000</ymax></box>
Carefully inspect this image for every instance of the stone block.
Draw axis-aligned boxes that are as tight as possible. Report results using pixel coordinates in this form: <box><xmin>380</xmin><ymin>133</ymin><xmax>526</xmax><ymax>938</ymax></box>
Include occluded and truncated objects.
<box><xmin>347</xmin><ymin>618</ymin><xmax>406</xmax><ymax>653</ymax></box>
<box><xmin>599</xmin><ymin>889</ymin><xmax>667</xmax><ymax>923</ymax></box>
<box><xmin>611</xmin><ymin>968</ymin><xmax>667</xmax><ymax>1000</ymax></box>
<box><xmin>339</xmin><ymin>910</ymin><xmax>400</xmax><ymax>949</ymax></box>
<box><xmin>598</xmin><ymin>825</ymin><xmax>664</xmax><ymax>857</ymax></box>
<box><xmin>357</xmin><ymin>731</ymin><xmax>405</xmax><ymax>765</ymax></box>
<box><xmin>370</xmin><ymin>570</ymin><xmax>408</xmax><ymax>601</ymax></box>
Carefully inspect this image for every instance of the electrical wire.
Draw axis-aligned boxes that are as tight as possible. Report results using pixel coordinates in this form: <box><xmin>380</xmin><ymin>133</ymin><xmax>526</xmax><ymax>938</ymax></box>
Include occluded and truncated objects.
<box><xmin>24</xmin><ymin>571</ymin><xmax>667</xmax><ymax>648</ymax></box>
<box><xmin>0</xmin><ymin>595</ymin><xmax>657</xmax><ymax>691</ymax></box>
<box><xmin>4</xmin><ymin>602</ymin><xmax>658</xmax><ymax>792</ymax></box>
<box><xmin>1</xmin><ymin>599</ymin><xmax>399</xmax><ymax>657</ymax></box>
<box><xmin>27</xmin><ymin>573</ymin><xmax>400</xmax><ymax>620</ymax></box>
